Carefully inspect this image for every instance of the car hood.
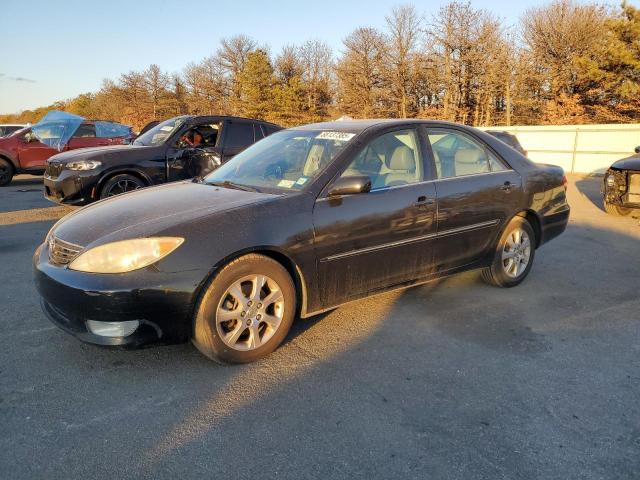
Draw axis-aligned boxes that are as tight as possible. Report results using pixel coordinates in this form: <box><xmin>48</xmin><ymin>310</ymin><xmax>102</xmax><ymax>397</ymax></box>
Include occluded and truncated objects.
<box><xmin>52</xmin><ymin>181</ymin><xmax>279</xmax><ymax>247</ymax></box>
<box><xmin>48</xmin><ymin>144</ymin><xmax>156</xmax><ymax>163</ymax></box>
<box><xmin>611</xmin><ymin>154</ymin><xmax>640</xmax><ymax>171</ymax></box>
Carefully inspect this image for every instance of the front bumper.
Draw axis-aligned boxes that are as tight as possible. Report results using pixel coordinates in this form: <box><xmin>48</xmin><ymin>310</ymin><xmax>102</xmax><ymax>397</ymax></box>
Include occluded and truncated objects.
<box><xmin>43</xmin><ymin>170</ymin><xmax>99</xmax><ymax>206</ymax></box>
<box><xmin>603</xmin><ymin>169</ymin><xmax>640</xmax><ymax>208</ymax></box>
<box><xmin>33</xmin><ymin>244</ymin><xmax>200</xmax><ymax>347</ymax></box>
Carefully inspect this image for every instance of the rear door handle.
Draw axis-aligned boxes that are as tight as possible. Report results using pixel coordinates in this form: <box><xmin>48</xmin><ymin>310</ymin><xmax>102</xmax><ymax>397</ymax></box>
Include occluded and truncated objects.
<box><xmin>413</xmin><ymin>196</ymin><xmax>435</xmax><ymax>208</ymax></box>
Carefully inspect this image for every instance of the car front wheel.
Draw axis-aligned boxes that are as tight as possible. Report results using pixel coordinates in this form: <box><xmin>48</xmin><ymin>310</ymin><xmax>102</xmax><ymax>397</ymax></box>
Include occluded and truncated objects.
<box><xmin>482</xmin><ymin>216</ymin><xmax>535</xmax><ymax>288</ymax></box>
<box><xmin>192</xmin><ymin>254</ymin><xmax>296</xmax><ymax>364</ymax></box>
<box><xmin>99</xmin><ymin>174</ymin><xmax>145</xmax><ymax>199</ymax></box>
<box><xmin>0</xmin><ymin>158</ymin><xmax>14</xmax><ymax>186</ymax></box>
<box><xmin>604</xmin><ymin>201</ymin><xmax>632</xmax><ymax>216</ymax></box>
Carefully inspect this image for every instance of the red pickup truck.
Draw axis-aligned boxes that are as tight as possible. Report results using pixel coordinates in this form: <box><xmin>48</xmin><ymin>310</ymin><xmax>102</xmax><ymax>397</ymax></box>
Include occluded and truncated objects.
<box><xmin>0</xmin><ymin>116</ymin><xmax>133</xmax><ymax>186</ymax></box>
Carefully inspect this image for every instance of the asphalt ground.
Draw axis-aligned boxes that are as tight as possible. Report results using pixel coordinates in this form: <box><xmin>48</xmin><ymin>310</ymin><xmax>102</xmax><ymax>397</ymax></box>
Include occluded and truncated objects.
<box><xmin>0</xmin><ymin>174</ymin><xmax>638</xmax><ymax>479</ymax></box>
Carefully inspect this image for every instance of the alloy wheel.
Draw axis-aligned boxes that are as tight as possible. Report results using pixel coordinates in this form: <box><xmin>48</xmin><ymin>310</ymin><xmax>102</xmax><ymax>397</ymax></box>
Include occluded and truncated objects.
<box><xmin>501</xmin><ymin>227</ymin><xmax>531</xmax><ymax>278</ymax></box>
<box><xmin>215</xmin><ymin>274</ymin><xmax>285</xmax><ymax>351</ymax></box>
<box><xmin>0</xmin><ymin>163</ymin><xmax>10</xmax><ymax>183</ymax></box>
<box><xmin>105</xmin><ymin>179</ymin><xmax>142</xmax><ymax>197</ymax></box>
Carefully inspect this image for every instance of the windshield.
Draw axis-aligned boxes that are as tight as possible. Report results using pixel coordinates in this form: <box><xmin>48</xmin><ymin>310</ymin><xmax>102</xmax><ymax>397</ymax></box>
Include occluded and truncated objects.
<box><xmin>134</xmin><ymin>117</ymin><xmax>187</xmax><ymax>146</ymax></box>
<box><xmin>204</xmin><ymin>129</ymin><xmax>356</xmax><ymax>192</ymax></box>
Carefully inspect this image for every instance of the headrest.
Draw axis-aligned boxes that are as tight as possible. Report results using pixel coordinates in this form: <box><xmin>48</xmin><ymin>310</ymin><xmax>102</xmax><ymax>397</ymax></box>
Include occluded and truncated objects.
<box><xmin>455</xmin><ymin>148</ymin><xmax>482</xmax><ymax>164</ymax></box>
<box><xmin>387</xmin><ymin>145</ymin><xmax>415</xmax><ymax>171</ymax></box>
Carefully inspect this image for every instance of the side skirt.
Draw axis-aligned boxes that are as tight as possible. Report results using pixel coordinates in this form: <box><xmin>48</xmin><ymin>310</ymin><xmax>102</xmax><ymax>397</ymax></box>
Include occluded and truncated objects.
<box><xmin>300</xmin><ymin>259</ymin><xmax>487</xmax><ymax>319</ymax></box>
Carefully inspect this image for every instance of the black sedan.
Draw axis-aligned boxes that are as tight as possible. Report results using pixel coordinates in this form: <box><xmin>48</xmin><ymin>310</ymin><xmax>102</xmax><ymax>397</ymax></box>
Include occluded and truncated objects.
<box><xmin>602</xmin><ymin>147</ymin><xmax>640</xmax><ymax>216</ymax></box>
<box><xmin>43</xmin><ymin>115</ymin><xmax>281</xmax><ymax>205</ymax></box>
<box><xmin>34</xmin><ymin>120</ymin><xmax>570</xmax><ymax>364</ymax></box>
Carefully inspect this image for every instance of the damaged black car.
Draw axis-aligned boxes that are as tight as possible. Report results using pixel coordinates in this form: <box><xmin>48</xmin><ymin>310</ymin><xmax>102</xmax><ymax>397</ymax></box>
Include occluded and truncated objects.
<box><xmin>43</xmin><ymin>115</ymin><xmax>281</xmax><ymax>205</ymax></box>
<box><xmin>602</xmin><ymin>146</ymin><xmax>640</xmax><ymax>216</ymax></box>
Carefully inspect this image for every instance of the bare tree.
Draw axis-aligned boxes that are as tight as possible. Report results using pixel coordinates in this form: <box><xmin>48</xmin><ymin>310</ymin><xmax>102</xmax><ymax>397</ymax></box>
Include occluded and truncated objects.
<box><xmin>521</xmin><ymin>0</ymin><xmax>607</xmax><ymax>97</ymax></box>
<box><xmin>384</xmin><ymin>4</ymin><xmax>422</xmax><ymax>118</ymax></box>
<box><xmin>336</xmin><ymin>27</ymin><xmax>388</xmax><ymax>117</ymax></box>
<box><xmin>218</xmin><ymin>34</ymin><xmax>258</xmax><ymax>111</ymax></box>
<box><xmin>143</xmin><ymin>64</ymin><xmax>170</xmax><ymax>119</ymax></box>
<box><xmin>300</xmin><ymin>39</ymin><xmax>334</xmax><ymax>120</ymax></box>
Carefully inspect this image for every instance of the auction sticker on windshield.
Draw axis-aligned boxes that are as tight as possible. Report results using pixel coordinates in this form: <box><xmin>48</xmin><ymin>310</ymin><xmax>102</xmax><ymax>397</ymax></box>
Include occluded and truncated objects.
<box><xmin>277</xmin><ymin>179</ymin><xmax>296</xmax><ymax>188</ymax></box>
<box><xmin>316</xmin><ymin>131</ymin><xmax>355</xmax><ymax>142</ymax></box>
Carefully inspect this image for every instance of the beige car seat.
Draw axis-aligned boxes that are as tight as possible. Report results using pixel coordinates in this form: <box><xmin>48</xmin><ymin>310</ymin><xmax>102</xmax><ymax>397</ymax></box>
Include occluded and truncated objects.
<box><xmin>454</xmin><ymin>148</ymin><xmax>488</xmax><ymax>176</ymax></box>
<box><xmin>384</xmin><ymin>145</ymin><xmax>416</xmax><ymax>187</ymax></box>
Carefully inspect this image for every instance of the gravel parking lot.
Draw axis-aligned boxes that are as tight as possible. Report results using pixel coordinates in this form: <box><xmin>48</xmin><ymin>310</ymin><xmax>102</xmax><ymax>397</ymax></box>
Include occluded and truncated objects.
<box><xmin>1</xmin><ymin>174</ymin><xmax>638</xmax><ymax>479</ymax></box>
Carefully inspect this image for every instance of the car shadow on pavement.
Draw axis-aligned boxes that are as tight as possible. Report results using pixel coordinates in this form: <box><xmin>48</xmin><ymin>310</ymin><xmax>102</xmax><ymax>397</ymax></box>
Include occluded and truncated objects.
<box><xmin>575</xmin><ymin>175</ymin><xmax>605</xmax><ymax>212</ymax></box>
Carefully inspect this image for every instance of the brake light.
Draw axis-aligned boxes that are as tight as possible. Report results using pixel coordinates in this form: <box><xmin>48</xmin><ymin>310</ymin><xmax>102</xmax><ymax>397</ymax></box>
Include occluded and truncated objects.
<box><xmin>562</xmin><ymin>175</ymin><xmax>568</xmax><ymax>191</ymax></box>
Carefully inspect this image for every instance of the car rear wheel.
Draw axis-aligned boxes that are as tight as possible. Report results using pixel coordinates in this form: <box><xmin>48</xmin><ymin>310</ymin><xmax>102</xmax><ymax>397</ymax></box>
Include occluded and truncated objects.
<box><xmin>0</xmin><ymin>158</ymin><xmax>14</xmax><ymax>187</ymax></box>
<box><xmin>482</xmin><ymin>216</ymin><xmax>535</xmax><ymax>288</ymax></box>
<box><xmin>99</xmin><ymin>174</ymin><xmax>145</xmax><ymax>199</ymax></box>
<box><xmin>192</xmin><ymin>254</ymin><xmax>296</xmax><ymax>364</ymax></box>
<box><xmin>604</xmin><ymin>201</ymin><xmax>632</xmax><ymax>216</ymax></box>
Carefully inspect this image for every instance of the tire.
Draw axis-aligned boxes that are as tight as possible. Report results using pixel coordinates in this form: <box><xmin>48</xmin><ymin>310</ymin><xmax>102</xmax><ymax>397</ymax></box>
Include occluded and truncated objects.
<box><xmin>604</xmin><ymin>201</ymin><xmax>631</xmax><ymax>216</ymax></box>
<box><xmin>192</xmin><ymin>254</ymin><xmax>296</xmax><ymax>364</ymax></box>
<box><xmin>99</xmin><ymin>174</ymin><xmax>146</xmax><ymax>199</ymax></box>
<box><xmin>0</xmin><ymin>158</ymin><xmax>14</xmax><ymax>187</ymax></box>
<box><xmin>481</xmin><ymin>216</ymin><xmax>536</xmax><ymax>288</ymax></box>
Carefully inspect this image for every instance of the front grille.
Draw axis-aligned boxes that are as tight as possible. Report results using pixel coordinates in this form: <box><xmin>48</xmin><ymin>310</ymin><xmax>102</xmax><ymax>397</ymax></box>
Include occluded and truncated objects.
<box><xmin>46</xmin><ymin>161</ymin><xmax>63</xmax><ymax>179</ymax></box>
<box><xmin>48</xmin><ymin>235</ymin><xmax>83</xmax><ymax>266</ymax></box>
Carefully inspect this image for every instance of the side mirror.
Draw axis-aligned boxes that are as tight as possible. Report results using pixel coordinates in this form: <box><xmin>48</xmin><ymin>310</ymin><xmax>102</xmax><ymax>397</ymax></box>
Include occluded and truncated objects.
<box><xmin>328</xmin><ymin>175</ymin><xmax>372</xmax><ymax>197</ymax></box>
<box><xmin>634</xmin><ymin>146</ymin><xmax>640</xmax><ymax>154</ymax></box>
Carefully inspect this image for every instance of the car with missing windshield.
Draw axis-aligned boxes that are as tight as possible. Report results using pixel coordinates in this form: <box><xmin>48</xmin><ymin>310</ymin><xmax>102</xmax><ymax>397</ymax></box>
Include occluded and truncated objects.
<box><xmin>34</xmin><ymin>119</ymin><xmax>570</xmax><ymax>364</ymax></box>
<box><xmin>0</xmin><ymin>111</ymin><xmax>132</xmax><ymax>186</ymax></box>
<box><xmin>43</xmin><ymin>115</ymin><xmax>281</xmax><ymax>205</ymax></box>
<box><xmin>602</xmin><ymin>146</ymin><xmax>640</xmax><ymax>216</ymax></box>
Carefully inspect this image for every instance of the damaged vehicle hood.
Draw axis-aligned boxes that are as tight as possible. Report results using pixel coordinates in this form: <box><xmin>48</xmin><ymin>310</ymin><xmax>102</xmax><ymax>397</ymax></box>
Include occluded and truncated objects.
<box><xmin>52</xmin><ymin>181</ymin><xmax>279</xmax><ymax>247</ymax></box>
<box><xmin>611</xmin><ymin>154</ymin><xmax>640</xmax><ymax>171</ymax></box>
<box><xmin>48</xmin><ymin>144</ymin><xmax>157</xmax><ymax>164</ymax></box>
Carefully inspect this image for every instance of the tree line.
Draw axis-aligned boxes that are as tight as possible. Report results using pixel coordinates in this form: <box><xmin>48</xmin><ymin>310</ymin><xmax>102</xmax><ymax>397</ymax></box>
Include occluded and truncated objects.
<box><xmin>3</xmin><ymin>0</ymin><xmax>640</xmax><ymax>131</ymax></box>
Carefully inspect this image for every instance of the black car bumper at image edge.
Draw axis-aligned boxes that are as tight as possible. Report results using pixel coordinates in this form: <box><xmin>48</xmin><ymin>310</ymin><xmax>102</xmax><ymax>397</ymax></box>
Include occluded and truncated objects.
<box><xmin>44</xmin><ymin>173</ymin><xmax>95</xmax><ymax>205</ymax></box>
<box><xmin>33</xmin><ymin>245</ymin><xmax>199</xmax><ymax>347</ymax></box>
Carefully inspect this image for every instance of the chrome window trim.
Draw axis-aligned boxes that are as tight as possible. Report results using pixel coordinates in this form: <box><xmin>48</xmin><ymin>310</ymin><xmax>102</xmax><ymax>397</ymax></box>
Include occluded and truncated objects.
<box><xmin>434</xmin><ymin>169</ymin><xmax>516</xmax><ymax>182</ymax></box>
<box><xmin>316</xmin><ymin>170</ymin><xmax>517</xmax><ymax>202</ymax></box>
<box><xmin>320</xmin><ymin>219</ymin><xmax>500</xmax><ymax>263</ymax></box>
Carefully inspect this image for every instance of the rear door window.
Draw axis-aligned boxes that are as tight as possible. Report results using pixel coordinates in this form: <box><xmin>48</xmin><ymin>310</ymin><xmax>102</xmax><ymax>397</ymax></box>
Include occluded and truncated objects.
<box><xmin>224</xmin><ymin>122</ymin><xmax>255</xmax><ymax>148</ymax></box>
<box><xmin>73</xmin><ymin>124</ymin><xmax>96</xmax><ymax>138</ymax></box>
<box><xmin>428</xmin><ymin>129</ymin><xmax>494</xmax><ymax>178</ymax></box>
<box><xmin>264</xmin><ymin>125</ymin><xmax>280</xmax><ymax>136</ymax></box>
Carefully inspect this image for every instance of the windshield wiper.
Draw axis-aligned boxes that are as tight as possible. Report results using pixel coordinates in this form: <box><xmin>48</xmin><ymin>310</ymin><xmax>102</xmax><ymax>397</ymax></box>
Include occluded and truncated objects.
<box><xmin>206</xmin><ymin>180</ymin><xmax>259</xmax><ymax>192</ymax></box>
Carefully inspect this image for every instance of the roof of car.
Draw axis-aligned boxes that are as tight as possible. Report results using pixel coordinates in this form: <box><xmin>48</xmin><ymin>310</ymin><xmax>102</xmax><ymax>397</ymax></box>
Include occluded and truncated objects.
<box><xmin>294</xmin><ymin>119</ymin><xmax>472</xmax><ymax>133</ymax></box>
<box><xmin>183</xmin><ymin>115</ymin><xmax>281</xmax><ymax>127</ymax></box>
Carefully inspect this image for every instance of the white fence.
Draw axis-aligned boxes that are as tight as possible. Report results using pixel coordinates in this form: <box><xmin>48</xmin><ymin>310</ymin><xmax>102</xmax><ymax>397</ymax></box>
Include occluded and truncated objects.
<box><xmin>479</xmin><ymin>124</ymin><xmax>640</xmax><ymax>174</ymax></box>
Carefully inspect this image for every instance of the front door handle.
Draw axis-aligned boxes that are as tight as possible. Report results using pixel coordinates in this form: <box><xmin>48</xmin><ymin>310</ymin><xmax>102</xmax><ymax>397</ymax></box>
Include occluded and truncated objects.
<box><xmin>500</xmin><ymin>181</ymin><xmax>513</xmax><ymax>192</ymax></box>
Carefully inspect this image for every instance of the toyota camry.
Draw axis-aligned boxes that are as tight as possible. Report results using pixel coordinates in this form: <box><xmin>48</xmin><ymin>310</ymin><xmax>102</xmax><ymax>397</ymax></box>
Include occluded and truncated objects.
<box><xmin>34</xmin><ymin>120</ymin><xmax>570</xmax><ymax>364</ymax></box>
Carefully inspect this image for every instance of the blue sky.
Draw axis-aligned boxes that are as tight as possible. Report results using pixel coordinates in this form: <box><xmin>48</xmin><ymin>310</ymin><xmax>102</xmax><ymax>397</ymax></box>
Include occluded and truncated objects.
<box><xmin>0</xmin><ymin>0</ymin><xmax>616</xmax><ymax>114</ymax></box>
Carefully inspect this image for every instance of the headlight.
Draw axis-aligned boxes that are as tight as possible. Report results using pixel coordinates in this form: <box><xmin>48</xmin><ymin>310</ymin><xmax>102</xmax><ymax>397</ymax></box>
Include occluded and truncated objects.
<box><xmin>66</xmin><ymin>160</ymin><xmax>102</xmax><ymax>171</ymax></box>
<box><xmin>606</xmin><ymin>175</ymin><xmax>615</xmax><ymax>187</ymax></box>
<box><xmin>69</xmin><ymin>237</ymin><xmax>184</xmax><ymax>273</ymax></box>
